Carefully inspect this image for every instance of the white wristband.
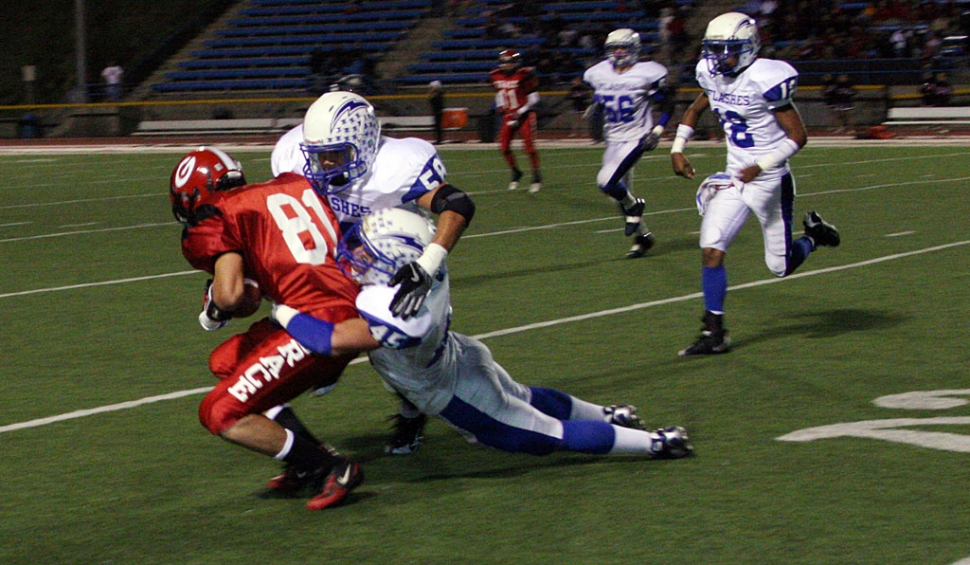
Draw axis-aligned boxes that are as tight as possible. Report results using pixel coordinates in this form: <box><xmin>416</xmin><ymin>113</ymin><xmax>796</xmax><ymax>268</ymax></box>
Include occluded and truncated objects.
<box><xmin>755</xmin><ymin>138</ymin><xmax>800</xmax><ymax>171</ymax></box>
<box><xmin>650</xmin><ymin>125</ymin><xmax>664</xmax><ymax>137</ymax></box>
<box><xmin>416</xmin><ymin>243</ymin><xmax>448</xmax><ymax>277</ymax></box>
<box><xmin>670</xmin><ymin>124</ymin><xmax>694</xmax><ymax>154</ymax></box>
<box><xmin>272</xmin><ymin>304</ymin><xmax>299</xmax><ymax>328</ymax></box>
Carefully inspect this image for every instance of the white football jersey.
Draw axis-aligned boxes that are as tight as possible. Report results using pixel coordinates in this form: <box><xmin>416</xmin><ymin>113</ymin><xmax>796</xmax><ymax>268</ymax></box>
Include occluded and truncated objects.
<box><xmin>695</xmin><ymin>58</ymin><xmax>799</xmax><ymax>180</ymax></box>
<box><xmin>357</xmin><ymin>274</ymin><xmax>460</xmax><ymax>416</ymax></box>
<box><xmin>271</xmin><ymin>128</ymin><xmax>447</xmax><ymax>232</ymax></box>
<box><xmin>583</xmin><ymin>59</ymin><xmax>668</xmax><ymax>141</ymax></box>
<box><xmin>270</xmin><ymin>124</ymin><xmax>306</xmax><ymax>177</ymax></box>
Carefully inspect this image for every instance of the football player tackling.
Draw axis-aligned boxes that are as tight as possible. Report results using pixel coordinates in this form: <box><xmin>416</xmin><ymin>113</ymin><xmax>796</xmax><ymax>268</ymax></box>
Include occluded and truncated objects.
<box><xmin>272</xmin><ymin>91</ymin><xmax>477</xmax><ymax>454</ymax></box>
<box><xmin>273</xmin><ymin>208</ymin><xmax>693</xmax><ymax>461</ymax></box>
<box><xmin>670</xmin><ymin>13</ymin><xmax>841</xmax><ymax>356</ymax></box>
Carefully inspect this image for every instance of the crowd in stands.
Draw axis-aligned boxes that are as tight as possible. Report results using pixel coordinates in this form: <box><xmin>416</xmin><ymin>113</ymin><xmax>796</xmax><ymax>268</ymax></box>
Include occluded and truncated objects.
<box><xmin>748</xmin><ymin>0</ymin><xmax>969</xmax><ymax>65</ymax></box>
<box><xmin>469</xmin><ymin>0</ymin><xmax>695</xmax><ymax>87</ymax></box>
<box><xmin>462</xmin><ymin>0</ymin><xmax>966</xmax><ymax>90</ymax></box>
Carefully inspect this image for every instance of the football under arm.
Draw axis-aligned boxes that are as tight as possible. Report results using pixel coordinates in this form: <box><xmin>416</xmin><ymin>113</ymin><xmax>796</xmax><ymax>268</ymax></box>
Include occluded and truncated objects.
<box><xmin>209</xmin><ymin>252</ymin><xmax>262</xmax><ymax>319</ymax></box>
<box><xmin>273</xmin><ymin>305</ymin><xmax>379</xmax><ymax>357</ymax></box>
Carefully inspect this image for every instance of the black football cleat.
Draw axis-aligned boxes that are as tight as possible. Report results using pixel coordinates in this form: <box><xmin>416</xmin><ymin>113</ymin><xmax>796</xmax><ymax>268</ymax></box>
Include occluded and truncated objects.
<box><xmin>803</xmin><ymin>211</ymin><xmax>840</xmax><ymax>248</ymax></box>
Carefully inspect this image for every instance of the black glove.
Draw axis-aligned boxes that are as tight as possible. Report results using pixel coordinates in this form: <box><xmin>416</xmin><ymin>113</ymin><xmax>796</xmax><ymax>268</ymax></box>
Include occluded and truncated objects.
<box><xmin>640</xmin><ymin>130</ymin><xmax>661</xmax><ymax>152</ymax></box>
<box><xmin>200</xmin><ymin>279</ymin><xmax>232</xmax><ymax>331</ymax></box>
<box><xmin>389</xmin><ymin>262</ymin><xmax>432</xmax><ymax>319</ymax></box>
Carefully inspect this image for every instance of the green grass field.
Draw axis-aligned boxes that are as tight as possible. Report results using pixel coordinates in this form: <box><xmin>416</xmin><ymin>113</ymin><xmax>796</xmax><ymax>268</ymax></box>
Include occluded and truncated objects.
<box><xmin>1</xmin><ymin>140</ymin><xmax>968</xmax><ymax>565</ymax></box>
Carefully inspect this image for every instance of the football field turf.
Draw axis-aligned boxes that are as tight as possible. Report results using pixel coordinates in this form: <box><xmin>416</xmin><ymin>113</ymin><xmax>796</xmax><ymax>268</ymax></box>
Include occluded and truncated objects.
<box><xmin>1</xmin><ymin>140</ymin><xmax>968</xmax><ymax>564</ymax></box>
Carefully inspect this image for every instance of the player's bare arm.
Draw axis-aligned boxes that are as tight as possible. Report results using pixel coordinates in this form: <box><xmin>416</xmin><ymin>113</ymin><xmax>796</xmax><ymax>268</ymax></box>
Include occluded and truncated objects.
<box><xmin>670</xmin><ymin>92</ymin><xmax>710</xmax><ymax>179</ymax></box>
<box><xmin>208</xmin><ymin>252</ymin><xmax>262</xmax><ymax>320</ymax></box>
<box><xmin>415</xmin><ymin>183</ymin><xmax>474</xmax><ymax>252</ymax></box>
<box><xmin>389</xmin><ymin>183</ymin><xmax>476</xmax><ymax>320</ymax></box>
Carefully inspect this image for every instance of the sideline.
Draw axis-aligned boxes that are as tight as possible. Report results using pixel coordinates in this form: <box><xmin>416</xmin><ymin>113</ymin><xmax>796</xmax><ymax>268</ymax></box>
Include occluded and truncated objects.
<box><xmin>2</xmin><ymin>238</ymin><xmax>967</xmax><ymax>435</ymax></box>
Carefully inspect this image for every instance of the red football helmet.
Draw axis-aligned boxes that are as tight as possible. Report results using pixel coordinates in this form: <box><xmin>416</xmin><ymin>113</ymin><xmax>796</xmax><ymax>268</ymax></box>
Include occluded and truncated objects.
<box><xmin>169</xmin><ymin>147</ymin><xmax>246</xmax><ymax>225</ymax></box>
<box><xmin>498</xmin><ymin>49</ymin><xmax>522</xmax><ymax>74</ymax></box>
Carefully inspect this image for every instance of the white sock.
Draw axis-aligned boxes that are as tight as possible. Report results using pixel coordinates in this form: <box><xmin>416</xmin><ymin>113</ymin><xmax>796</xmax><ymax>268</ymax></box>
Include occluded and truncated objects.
<box><xmin>608</xmin><ymin>425</ymin><xmax>657</xmax><ymax>455</ymax></box>
<box><xmin>567</xmin><ymin>396</ymin><xmax>607</xmax><ymax>421</ymax></box>
<box><xmin>273</xmin><ymin>428</ymin><xmax>295</xmax><ymax>461</ymax></box>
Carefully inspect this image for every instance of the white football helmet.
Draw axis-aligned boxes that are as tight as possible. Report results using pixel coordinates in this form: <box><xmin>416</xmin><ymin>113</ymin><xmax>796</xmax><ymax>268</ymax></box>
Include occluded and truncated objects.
<box><xmin>605</xmin><ymin>28</ymin><xmax>641</xmax><ymax>68</ymax></box>
<box><xmin>701</xmin><ymin>12</ymin><xmax>760</xmax><ymax>76</ymax></box>
<box><xmin>301</xmin><ymin>91</ymin><xmax>381</xmax><ymax>195</ymax></box>
<box><xmin>337</xmin><ymin>207</ymin><xmax>436</xmax><ymax>286</ymax></box>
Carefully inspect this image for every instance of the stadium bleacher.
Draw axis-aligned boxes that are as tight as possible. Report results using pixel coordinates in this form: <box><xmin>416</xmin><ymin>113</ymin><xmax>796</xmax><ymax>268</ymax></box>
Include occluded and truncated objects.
<box><xmin>399</xmin><ymin>0</ymin><xmax>662</xmax><ymax>86</ymax></box>
<box><xmin>150</xmin><ymin>0</ymin><xmax>663</xmax><ymax>93</ymax></box>
<box><xmin>152</xmin><ymin>0</ymin><xmax>430</xmax><ymax>93</ymax></box>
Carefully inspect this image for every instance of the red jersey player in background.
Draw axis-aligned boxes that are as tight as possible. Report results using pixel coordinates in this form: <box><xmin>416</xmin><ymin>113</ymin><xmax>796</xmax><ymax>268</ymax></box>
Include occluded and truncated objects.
<box><xmin>170</xmin><ymin>147</ymin><xmax>372</xmax><ymax>510</ymax></box>
<box><xmin>489</xmin><ymin>49</ymin><xmax>543</xmax><ymax>193</ymax></box>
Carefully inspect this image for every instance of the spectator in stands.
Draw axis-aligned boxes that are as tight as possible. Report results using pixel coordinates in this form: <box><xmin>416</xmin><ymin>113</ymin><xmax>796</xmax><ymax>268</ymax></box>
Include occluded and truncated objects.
<box><xmin>921</xmin><ymin>31</ymin><xmax>943</xmax><ymax>64</ymax></box>
<box><xmin>890</xmin><ymin>28</ymin><xmax>909</xmax><ymax>58</ymax></box>
<box><xmin>100</xmin><ymin>62</ymin><xmax>124</xmax><ymax>102</ymax></box>
<box><xmin>933</xmin><ymin>72</ymin><xmax>952</xmax><ymax>106</ymax></box>
<box><xmin>920</xmin><ymin>71</ymin><xmax>938</xmax><ymax>105</ymax></box>
<box><xmin>565</xmin><ymin>76</ymin><xmax>592</xmax><ymax>138</ymax></box>
<box><xmin>429</xmin><ymin>80</ymin><xmax>445</xmax><ymax>145</ymax></box>
<box><xmin>447</xmin><ymin>0</ymin><xmax>461</xmax><ymax>18</ymax></box>
<box><xmin>667</xmin><ymin>8</ymin><xmax>690</xmax><ymax>56</ymax></box>
<box><xmin>823</xmin><ymin>74</ymin><xmax>858</xmax><ymax>133</ymax></box>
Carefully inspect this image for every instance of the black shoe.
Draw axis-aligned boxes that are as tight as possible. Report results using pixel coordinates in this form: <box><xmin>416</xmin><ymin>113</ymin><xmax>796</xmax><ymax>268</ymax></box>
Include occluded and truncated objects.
<box><xmin>626</xmin><ymin>232</ymin><xmax>655</xmax><ymax>259</ymax></box>
<box><xmin>679</xmin><ymin>329</ymin><xmax>731</xmax><ymax>356</ymax></box>
<box><xmin>680</xmin><ymin>312</ymin><xmax>730</xmax><ymax>356</ymax></box>
<box><xmin>620</xmin><ymin>198</ymin><xmax>646</xmax><ymax>236</ymax></box>
<box><xmin>384</xmin><ymin>413</ymin><xmax>428</xmax><ymax>455</ymax></box>
<box><xmin>803</xmin><ymin>211</ymin><xmax>840</xmax><ymax>248</ymax></box>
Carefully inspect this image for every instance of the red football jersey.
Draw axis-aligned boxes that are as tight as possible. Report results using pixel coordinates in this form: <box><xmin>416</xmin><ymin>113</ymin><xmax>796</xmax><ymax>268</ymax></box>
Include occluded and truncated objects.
<box><xmin>182</xmin><ymin>172</ymin><xmax>358</xmax><ymax>316</ymax></box>
<box><xmin>489</xmin><ymin>66</ymin><xmax>540</xmax><ymax>115</ymax></box>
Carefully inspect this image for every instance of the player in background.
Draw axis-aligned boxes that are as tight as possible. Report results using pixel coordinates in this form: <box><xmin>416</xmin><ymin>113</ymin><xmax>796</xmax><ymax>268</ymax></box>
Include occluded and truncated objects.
<box><xmin>489</xmin><ymin>49</ymin><xmax>543</xmax><ymax>193</ymax></box>
<box><xmin>584</xmin><ymin>28</ymin><xmax>676</xmax><ymax>258</ymax></box>
<box><xmin>170</xmin><ymin>148</ymin><xmax>372</xmax><ymax>510</ymax></box>
<box><xmin>272</xmin><ymin>207</ymin><xmax>693</xmax><ymax>461</ymax></box>
<box><xmin>271</xmin><ymin>91</ymin><xmax>477</xmax><ymax>454</ymax></box>
<box><xmin>669</xmin><ymin>13</ymin><xmax>841</xmax><ymax>356</ymax></box>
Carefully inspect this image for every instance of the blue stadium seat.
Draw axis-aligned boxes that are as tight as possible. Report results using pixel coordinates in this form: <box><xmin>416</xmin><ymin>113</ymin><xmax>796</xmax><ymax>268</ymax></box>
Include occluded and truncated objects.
<box><xmin>152</xmin><ymin>78</ymin><xmax>309</xmax><ymax>92</ymax></box>
<box><xmin>165</xmin><ymin>68</ymin><xmax>308</xmax><ymax>80</ymax></box>
<box><xmin>232</xmin><ymin>9</ymin><xmax>425</xmax><ymax>25</ymax></box>
<box><xmin>204</xmin><ymin>32</ymin><xmax>404</xmax><ymax>48</ymax></box>
<box><xmin>179</xmin><ymin>56</ymin><xmax>310</xmax><ymax>69</ymax></box>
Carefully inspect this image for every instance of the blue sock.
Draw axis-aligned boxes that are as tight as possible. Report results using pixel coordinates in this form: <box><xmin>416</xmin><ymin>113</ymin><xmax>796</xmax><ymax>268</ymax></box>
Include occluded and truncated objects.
<box><xmin>529</xmin><ymin>387</ymin><xmax>573</xmax><ymax>420</ymax></box>
<box><xmin>702</xmin><ymin>265</ymin><xmax>727</xmax><ymax>313</ymax></box>
<box><xmin>561</xmin><ymin>420</ymin><xmax>615</xmax><ymax>455</ymax></box>
<box><xmin>785</xmin><ymin>236</ymin><xmax>814</xmax><ymax>276</ymax></box>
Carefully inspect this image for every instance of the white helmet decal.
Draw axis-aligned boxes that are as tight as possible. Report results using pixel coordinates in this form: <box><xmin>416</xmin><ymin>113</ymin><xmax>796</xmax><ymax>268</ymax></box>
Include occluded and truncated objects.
<box><xmin>337</xmin><ymin>207</ymin><xmax>437</xmax><ymax>286</ymax></box>
<box><xmin>300</xmin><ymin>91</ymin><xmax>381</xmax><ymax>195</ymax></box>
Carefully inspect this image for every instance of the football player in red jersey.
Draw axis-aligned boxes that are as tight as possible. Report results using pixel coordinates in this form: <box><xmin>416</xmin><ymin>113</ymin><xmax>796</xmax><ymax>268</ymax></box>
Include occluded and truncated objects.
<box><xmin>170</xmin><ymin>147</ymin><xmax>371</xmax><ymax>510</ymax></box>
<box><xmin>489</xmin><ymin>49</ymin><xmax>543</xmax><ymax>192</ymax></box>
